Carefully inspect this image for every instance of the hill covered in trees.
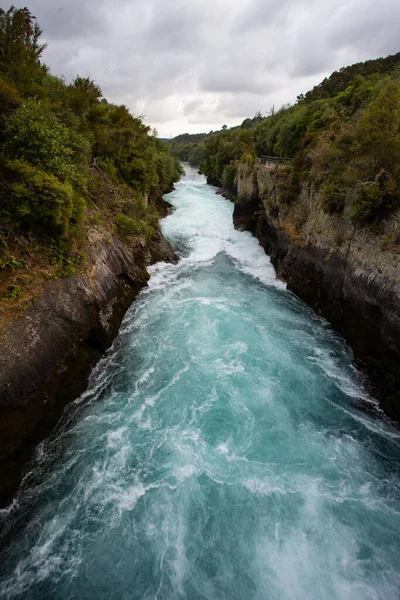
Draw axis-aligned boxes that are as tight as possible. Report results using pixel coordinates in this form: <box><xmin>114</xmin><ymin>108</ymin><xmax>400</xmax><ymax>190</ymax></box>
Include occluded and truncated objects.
<box><xmin>300</xmin><ymin>51</ymin><xmax>400</xmax><ymax>103</ymax></box>
<box><xmin>0</xmin><ymin>6</ymin><xmax>182</xmax><ymax>313</ymax></box>
<box><xmin>195</xmin><ymin>51</ymin><xmax>400</xmax><ymax>225</ymax></box>
<box><xmin>165</xmin><ymin>132</ymin><xmax>210</xmax><ymax>167</ymax></box>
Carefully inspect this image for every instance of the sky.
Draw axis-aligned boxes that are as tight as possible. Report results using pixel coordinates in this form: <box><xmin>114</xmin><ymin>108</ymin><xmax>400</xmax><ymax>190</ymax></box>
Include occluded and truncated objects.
<box><xmin>23</xmin><ymin>0</ymin><xmax>400</xmax><ymax>138</ymax></box>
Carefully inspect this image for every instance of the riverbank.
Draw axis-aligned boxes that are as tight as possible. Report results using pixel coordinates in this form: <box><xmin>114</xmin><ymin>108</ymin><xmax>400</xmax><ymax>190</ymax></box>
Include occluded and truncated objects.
<box><xmin>0</xmin><ymin>199</ymin><xmax>176</xmax><ymax>507</ymax></box>
<box><xmin>231</xmin><ymin>163</ymin><xmax>400</xmax><ymax>422</ymax></box>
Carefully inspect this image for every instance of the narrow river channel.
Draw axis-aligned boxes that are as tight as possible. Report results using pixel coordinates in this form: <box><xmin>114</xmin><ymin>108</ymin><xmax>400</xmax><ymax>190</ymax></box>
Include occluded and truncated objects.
<box><xmin>1</xmin><ymin>166</ymin><xmax>400</xmax><ymax>600</ymax></box>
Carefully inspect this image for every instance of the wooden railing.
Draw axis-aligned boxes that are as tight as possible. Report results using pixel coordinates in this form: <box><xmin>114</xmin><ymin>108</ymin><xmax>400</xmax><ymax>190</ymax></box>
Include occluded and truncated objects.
<box><xmin>259</xmin><ymin>155</ymin><xmax>292</xmax><ymax>168</ymax></box>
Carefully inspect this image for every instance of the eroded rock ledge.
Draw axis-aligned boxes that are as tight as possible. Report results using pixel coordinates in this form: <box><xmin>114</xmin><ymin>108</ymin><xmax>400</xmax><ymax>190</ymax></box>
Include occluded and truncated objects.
<box><xmin>233</xmin><ymin>163</ymin><xmax>400</xmax><ymax>422</ymax></box>
<box><xmin>0</xmin><ymin>224</ymin><xmax>176</xmax><ymax>506</ymax></box>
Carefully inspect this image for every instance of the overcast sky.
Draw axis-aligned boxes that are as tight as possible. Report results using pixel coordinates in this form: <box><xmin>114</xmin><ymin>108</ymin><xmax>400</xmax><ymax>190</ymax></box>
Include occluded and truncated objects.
<box><xmin>24</xmin><ymin>0</ymin><xmax>400</xmax><ymax>137</ymax></box>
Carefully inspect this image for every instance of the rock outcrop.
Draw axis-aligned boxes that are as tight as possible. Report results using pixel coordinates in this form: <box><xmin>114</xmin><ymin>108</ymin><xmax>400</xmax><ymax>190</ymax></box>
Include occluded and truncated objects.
<box><xmin>0</xmin><ymin>224</ymin><xmax>176</xmax><ymax>505</ymax></box>
<box><xmin>233</xmin><ymin>163</ymin><xmax>400</xmax><ymax>421</ymax></box>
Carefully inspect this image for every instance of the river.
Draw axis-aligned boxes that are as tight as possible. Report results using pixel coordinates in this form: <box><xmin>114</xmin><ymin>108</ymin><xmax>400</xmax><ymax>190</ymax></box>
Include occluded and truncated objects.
<box><xmin>1</xmin><ymin>165</ymin><xmax>400</xmax><ymax>599</ymax></box>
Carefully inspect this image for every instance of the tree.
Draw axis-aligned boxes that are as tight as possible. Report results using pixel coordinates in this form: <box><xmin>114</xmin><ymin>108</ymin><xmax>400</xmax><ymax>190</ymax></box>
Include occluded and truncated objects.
<box><xmin>348</xmin><ymin>80</ymin><xmax>400</xmax><ymax>221</ymax></box>
<box><xmin>0</xmin><ymin>74</ymin><xmax>20</xmax><ymax>123</ymax></box>
<box><xmin>5</xmin><ymin>98</ymin><xmax>80</xmax><ymax>183</ymax></box>
<box><xmin>0</xmin><ymin>6</ymin><xmax>47</xmax><ymax>93</ymax></box>
<box><xmin>67</xmin><ymin>76</ymin><xmax>102</xmax><ymax>119</ymax></box>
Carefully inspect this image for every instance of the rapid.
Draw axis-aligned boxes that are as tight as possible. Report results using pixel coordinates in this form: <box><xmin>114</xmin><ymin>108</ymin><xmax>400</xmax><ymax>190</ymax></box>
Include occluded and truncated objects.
<box><xmin>1</xmin><ymin>165</ymin><xmax>400</xmax><ymax>599</ymax></box>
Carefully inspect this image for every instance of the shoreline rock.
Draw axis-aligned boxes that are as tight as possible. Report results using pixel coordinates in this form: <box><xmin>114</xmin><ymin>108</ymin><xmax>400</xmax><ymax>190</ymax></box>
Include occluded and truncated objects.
<box><xmin>232</xmin><ymin>164</ymin><xmax>400</xmax><ymax>423</ymax></box>
<box><xmin>0</xmin><ymin>224</ymin><xmax>176</xmax><ymax>507</ymax></box>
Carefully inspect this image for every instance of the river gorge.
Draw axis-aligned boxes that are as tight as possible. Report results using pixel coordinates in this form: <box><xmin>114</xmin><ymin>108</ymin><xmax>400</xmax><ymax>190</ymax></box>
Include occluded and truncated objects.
<box><xmin>1</xmin><ymin>166</ymin><xmax>400</xmax><ymax>599</ymax></box>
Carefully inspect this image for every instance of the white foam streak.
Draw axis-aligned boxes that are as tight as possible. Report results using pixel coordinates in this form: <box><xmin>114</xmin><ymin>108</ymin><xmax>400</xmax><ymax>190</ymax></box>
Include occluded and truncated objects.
<box><xmin>160</xmin><ymin>170</ymin><xmax>285</xmax><ymax>290</ymax></box>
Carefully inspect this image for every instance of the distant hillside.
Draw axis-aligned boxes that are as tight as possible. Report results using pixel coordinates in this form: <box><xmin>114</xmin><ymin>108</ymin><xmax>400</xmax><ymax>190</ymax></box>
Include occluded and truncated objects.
<box><xmin>301</xmin><ymin>51</ymin><xmax>400</xmax><ymax>103</ymax></box>
<box><xmin>168</xmin><ymin>132</ymin><xmax>209</xmax><ymax>144</ymax></box>
<box><xmin>165</xmin><ymin>132</ymin><xmax>212</xmax><ymax>167</ymax></box>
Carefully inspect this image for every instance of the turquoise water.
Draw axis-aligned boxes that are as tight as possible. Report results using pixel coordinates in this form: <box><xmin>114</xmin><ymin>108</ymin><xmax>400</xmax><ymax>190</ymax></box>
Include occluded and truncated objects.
<box><xmin>1</xmin><ymin>166</ymin><xmax>400</xmax><ymax>599</ymax></box>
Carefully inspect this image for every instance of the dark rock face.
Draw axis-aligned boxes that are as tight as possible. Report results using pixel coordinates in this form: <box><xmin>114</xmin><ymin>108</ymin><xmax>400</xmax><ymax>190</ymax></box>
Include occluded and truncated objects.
<box><xmin>0</xmin><ymin>228</ymin><xmax>176</xmax><ymax>506</ymax></box>
<box><xmin>233</xmin><ymin>196</ymin><xmax>400</xmax><ymax>422</ymax></box>
<box><xmin>216</xmin><ymin>185</ymin><xmax>237</xmax><ymax>202</ymax></box>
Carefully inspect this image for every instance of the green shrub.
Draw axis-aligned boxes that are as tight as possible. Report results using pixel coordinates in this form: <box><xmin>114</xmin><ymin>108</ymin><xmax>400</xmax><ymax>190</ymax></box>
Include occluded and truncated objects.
<box><xmin>0</xmin><ymin>75</ymin><xmax>21</xmax><ymax>118</ymax></box>
<box><xmin>4</xmin><ymin>98</ymin><xmax>77</xmax><ymax>181</ymax></box>
<box><xmin>221</xmin><ymin>163</ymin><xmax>237</xmax><ymax>189</ymax></box>
<box><xmin>347</xmin><ymin>165</ymin><xmax>400</xmax><ymax>223</ymax></box>
<box><xmin>271</xmin><ymin>166</ymin><xmax>299</xmax><ymax>204</ymax></box>
<box><xmin>240</xmin><ymin>152</ymin><xmax>256</xmax><ymax>166</ymax></box>
<box><xmin>115</xmin><ymin>213</ymin><xmax>155</xmax><ymax>239</ymax></box>
<box><xmin>7</xmin><ymin>284</ymin><xmax>22</xmax><ymax>300</ymax></box>
<box><xmin>49</xmin><ymin>241</ymin><xmax>85</xmax><ymax>277</ymax></box>
<box><xmin>320</xmin><ymin>181</ymin><xmax>345</xmax><ymax>214</ymax></box>
<box><xmin>4</xmin><ymin>97</ymin><xmax>90</xmax><ymax>193</ymax></box>
<box><xmin>55</xmin><ymin>255</ymin><xmax>84</xmax><ymax>278</ymax></box>
<box><xmin>2</xmin><ymin>159</ymin><xmax>84</xmax><ymax>234</ymax></box>
<box><xmin>0</xmin><ymin>254</ymin><xmax>26</xmax><ymax>271</ymax></box>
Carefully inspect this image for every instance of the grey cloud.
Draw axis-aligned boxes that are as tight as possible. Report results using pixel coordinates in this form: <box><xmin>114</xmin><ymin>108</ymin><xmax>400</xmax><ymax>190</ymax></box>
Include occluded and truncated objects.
<box><xmin>287</xmin><ymin>0</ymin><xmax>400</xmax><ymax>79</ymax></box>
<box><xmin>144</xmin><ymin>1</ymin><xmax>208</xmax><ymax>52</ymax></box>
<box><xmin>200</xmin><ymin>70</ymin><xmax>273</xmax><ymax>95</ymax></box>
<box><xmin>234</xmin><ymin>0</ymin><xmax>302</xmax><ymax>33</ymax></box>
<box><xmin>325</xmin><ymin>1</ymin><xmax>400</xmax><ymax>57</ymax></box>
<box><xmin>31</xmin><ymin>0</ymin><xmax>113</xmax><ymax>40</ymax></box>
<box><xmin>24</xmin><ymin>0</ymin><xmax>400</xmax><ymax>136</ymax></box>
<box><xmin>216</xmin><ymin>92</ymin><xmax>268</xmax><ymax>120</ymax></box>
<box><xmin>183</xmin><ymin>99</ymin><xmax>203</xmax><ymax>116</ymax></box>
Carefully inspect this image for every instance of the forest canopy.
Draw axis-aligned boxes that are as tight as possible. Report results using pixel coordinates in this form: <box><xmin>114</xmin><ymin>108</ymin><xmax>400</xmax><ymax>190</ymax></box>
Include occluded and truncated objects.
<box><xmin>0</xmin><ymin>6</ymin><xmax>182</xmax><ymax>243</ymax></box>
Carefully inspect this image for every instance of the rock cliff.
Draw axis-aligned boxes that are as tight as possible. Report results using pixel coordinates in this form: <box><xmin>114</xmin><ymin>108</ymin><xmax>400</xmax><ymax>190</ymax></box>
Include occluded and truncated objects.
<box><xmin>234</xmin><ymin>163</ymin><xmax>400</xmax><ymax>421</ymax></box>
<box><xmin>0</xmin><ymin>222</ymin><xmax>176</xmax><ymax>505</ymax></box>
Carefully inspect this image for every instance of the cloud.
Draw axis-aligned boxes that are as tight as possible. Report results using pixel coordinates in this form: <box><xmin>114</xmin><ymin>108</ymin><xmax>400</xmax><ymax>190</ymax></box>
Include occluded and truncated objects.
<box><xmin>31</xmin><ymin>0</ymin><xmax>106</xmax><ymax>40</ymax></box>
<box><xmin>233</xmin><ymin>0</ymin><xmax>297</xmax><ymax>33</ymax></box>
<box><xmin>199</xmin><ymin>57</ymin><xmax>278</xmax><ymax>95</ymax></box>
<box><xmin>25</xmin><ymin>0</ymin><xmax>400</xmax><ymax>136</ymax></box>
<box><xmin>183</xmin><ymin>99</ymin><xmax>203</xmax><ymax>117</ymax></box>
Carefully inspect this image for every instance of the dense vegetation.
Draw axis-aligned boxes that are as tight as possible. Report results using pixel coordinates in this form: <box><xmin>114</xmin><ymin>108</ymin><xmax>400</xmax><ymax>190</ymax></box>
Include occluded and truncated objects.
<box><xmin>166</xmin><ymin>132</ymin><xmax>210</xmax><ymax>167</ymax></box>
<box><xmin>199</xmin><ymin>52</ymin><xmax>400</xmax><ymax>224</ymax></box>
<box><xmin>0</xmin><ymin>6</ymin><xmax>182</xmax><ymax>298</ymax></box>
